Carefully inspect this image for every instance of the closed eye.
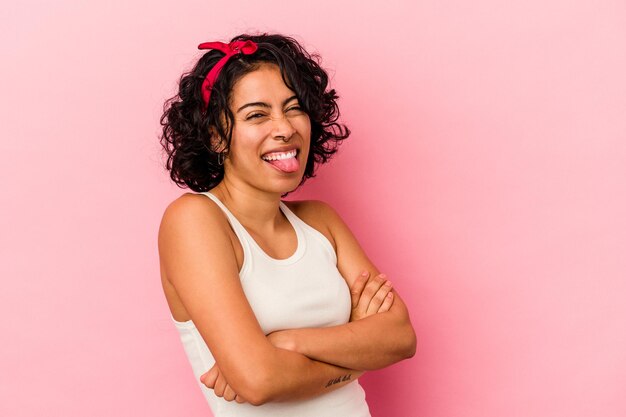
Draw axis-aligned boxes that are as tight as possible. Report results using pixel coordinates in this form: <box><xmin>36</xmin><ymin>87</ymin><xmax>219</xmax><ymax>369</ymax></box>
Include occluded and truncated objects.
<box><xmin>245</xmin><ymin>113</ymin><xmax>266</xmax><ymax>120</ymax></box>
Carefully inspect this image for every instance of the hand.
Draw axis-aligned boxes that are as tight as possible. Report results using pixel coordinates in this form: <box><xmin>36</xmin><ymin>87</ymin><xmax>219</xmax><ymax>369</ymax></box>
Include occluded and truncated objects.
<box><xmin>200</xmin><ymin>363</ymin><xmax>246</xmax><ymax>403</ymax></box>
<box><xmin>350</xmin><ymin>271</ymin><xmax>394</xmax><ymax>322</ymax></box>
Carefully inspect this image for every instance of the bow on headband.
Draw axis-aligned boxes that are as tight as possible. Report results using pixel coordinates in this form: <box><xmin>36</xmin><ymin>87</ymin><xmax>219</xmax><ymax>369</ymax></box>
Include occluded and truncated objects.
<box><xmin>198</xmin><ymin>40</ymin><xmax>259</xmax><ymax>109</ymax></box>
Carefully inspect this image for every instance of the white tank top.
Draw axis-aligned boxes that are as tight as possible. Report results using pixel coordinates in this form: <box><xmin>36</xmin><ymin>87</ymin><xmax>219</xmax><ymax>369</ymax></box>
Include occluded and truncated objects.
<box><xmin>172</xmin><ymin>191</ymin><xmax>371</xmax><ymax>417</ymax></box>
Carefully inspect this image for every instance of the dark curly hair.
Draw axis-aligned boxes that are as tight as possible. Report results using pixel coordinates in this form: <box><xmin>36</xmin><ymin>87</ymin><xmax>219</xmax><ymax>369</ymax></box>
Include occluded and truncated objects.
<box><xmin>160</xmin><ymin>33</ymin><xmax>350</xmax><ymax>192</ymax></box>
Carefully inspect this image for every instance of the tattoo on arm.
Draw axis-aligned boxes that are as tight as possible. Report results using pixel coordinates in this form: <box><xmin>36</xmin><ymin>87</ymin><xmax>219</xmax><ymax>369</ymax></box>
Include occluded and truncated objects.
<box><xmin>325</xmin><ymin>374</ymin><xmax>352</xmax><ymax>388</ymax></box>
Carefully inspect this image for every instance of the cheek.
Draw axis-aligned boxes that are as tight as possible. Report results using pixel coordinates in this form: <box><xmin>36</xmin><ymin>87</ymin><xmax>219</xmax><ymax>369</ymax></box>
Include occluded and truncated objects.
<box><xmin>302</xmin><ymin>119</ymin><xmax>312</xmax><ymax>148</ymax></box>
<box><xmin>231</xmin><ymin>126</ymin><xmax>265</xmax><ymax>150</ymax></box>
<box><xmin>296</xmin><ymin>116</ymin><xmax>312</xmax><ymax>140</ymax></box>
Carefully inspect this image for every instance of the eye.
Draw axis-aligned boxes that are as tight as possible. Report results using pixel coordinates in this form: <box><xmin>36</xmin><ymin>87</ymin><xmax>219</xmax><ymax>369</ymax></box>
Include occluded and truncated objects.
<box><xmin>245</xmin><ymin>112</ymin><xmax>265</xmax><ymax>120</ymax></box>
<box><xmin>286</xmin><ymin>105</ymin><xmax>304</xmax><ymax>113</ymax></box>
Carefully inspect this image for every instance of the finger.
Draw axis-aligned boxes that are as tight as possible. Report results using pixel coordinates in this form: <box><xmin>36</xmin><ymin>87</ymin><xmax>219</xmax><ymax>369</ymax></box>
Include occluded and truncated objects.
<box><xmin>350</xmin><ymin>271</ymin><xmax>370</xmax><ymax>309</ymax></box>
<box><xmin>356</xmin><ymin>273</ymin><xmax>387</xmax><ymax>313</ymax></box>
<box><xmin>366</xmin><ymin>279</ymin><xmax>393</xmax><ymax>315</ymax></box>
<box><xmin>201</xmin><ymin>364</ymin><xmax>219</xmax><ymax>388</ymax></box>
<box><xmin>377</xmin><ymin>290</ymin><xmax>395</xmax><ymax>313</ymax></box>
<box><xmin>223</xmin><ymin>384</ymin><xmax>237</xmax><ymax>402</ymax></box>
<box><xmin>200</xmin><ymin>369</ymin><xmax>210</xmax><ymax>384</ymax></box>
<box><xmin>214</xmin><ymin>372</ymin><xmax>227</xmax><ymax>397</ymax></box>
<box><xmin>235</xmin><ymin>394</ymin><xmax>247</xmax><ymax>404</ymax></box>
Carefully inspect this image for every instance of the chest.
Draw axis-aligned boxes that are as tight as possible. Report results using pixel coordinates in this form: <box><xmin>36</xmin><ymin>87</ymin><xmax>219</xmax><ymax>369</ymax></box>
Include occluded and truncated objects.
<box><xmin>240</xmin><ymin>243</ymin><xmax>351</xmax><ymax>334</ymax></box>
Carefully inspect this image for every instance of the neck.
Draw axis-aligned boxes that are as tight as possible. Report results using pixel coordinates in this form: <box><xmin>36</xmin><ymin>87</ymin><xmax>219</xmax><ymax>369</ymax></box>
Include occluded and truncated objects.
<box><xmin>210</xmin><ymin>177</ymin><xmax>285</xmax><ymax>229</ymax></box>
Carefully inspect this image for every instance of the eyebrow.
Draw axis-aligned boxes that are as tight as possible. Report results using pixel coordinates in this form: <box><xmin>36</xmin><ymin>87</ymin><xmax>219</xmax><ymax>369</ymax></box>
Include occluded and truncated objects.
<box><xmin>236</xmin><ymin>95</ymin><xmax>298</xmax><ymax>113</ymax></box>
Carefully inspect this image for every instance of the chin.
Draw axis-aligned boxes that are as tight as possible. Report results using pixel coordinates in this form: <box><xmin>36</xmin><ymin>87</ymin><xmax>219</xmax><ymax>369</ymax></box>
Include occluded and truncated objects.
<box><xmin>266</xmin><ymin>174</ymin><xmax>304</xmax><ymax>195</ymax></box>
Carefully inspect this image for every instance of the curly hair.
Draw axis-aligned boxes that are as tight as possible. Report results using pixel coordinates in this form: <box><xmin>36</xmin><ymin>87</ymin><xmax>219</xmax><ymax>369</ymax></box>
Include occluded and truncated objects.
<box><xmin>160</xmin><ymin>33</ymin><xmax>350</xmax><ymax>192</ymax></box>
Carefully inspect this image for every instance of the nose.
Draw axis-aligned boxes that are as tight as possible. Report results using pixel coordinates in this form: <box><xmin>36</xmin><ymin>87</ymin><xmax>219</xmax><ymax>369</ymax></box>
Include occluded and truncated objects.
<box><xmin>270</xmin><ymin>114</ymin><xmax>296</xmax><ymax>141</ymax></box>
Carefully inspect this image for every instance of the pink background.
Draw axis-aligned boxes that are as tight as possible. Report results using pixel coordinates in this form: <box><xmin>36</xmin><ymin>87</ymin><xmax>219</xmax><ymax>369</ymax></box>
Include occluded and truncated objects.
<box><xmin>2</xmin><ymin>1</ymin><xmax>625</xmax><ymax>416</ymax></box>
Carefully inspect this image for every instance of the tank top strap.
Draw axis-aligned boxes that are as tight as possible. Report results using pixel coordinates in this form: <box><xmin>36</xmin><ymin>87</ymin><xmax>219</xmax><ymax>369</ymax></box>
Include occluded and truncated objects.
<box><xmin>278</xmin><ymin>200</ymin><xmax>301</xmax><ymax>227</ymax></box>
<box><xmin>201</xmin><ymin>192</ymin><xmax>311</xmax><ymax>264</ymax></box>
<box><xmin>279</xmin><ymin>200</ymin><xmax>337</xmax><ymax>264</ymax></box>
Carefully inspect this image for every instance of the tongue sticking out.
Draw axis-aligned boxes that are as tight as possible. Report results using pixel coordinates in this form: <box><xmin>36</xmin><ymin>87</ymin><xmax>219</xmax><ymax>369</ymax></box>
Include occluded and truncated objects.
<box><xmin>267</xmin><ymin>156</ymin><xmax>300</xmax><ymax>173</ymax></box>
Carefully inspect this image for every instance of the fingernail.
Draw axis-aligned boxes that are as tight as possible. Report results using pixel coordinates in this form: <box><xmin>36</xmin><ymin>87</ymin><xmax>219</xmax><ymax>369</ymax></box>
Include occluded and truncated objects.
<box><xmin>387</xmin><ymin>292</ymin><xmax>394</xmax><ymax>298</ymax></box>
<box><xmin>384</xmin><ymin>280</ymin><xmax>392</xmax><ymax>287</ymax></box>
<box><xmin>379</xmin><ymin>273</ymin><xmax>386</xmax><ymax>279</ymax></box>
<box><xmin>361</xmin><ymin>271</ymin><xmax>369</xmax><ymax>277</ymax></box>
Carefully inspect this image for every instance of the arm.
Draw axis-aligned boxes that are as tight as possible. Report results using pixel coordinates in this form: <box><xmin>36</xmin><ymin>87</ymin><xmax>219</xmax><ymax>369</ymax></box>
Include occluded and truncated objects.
<box><xmin>158</xmin><ymin>195</ymin><xmax>364</xmax><ymax>405</ymax></box>
<box><xmin>202</xmin><ymin>279</ymin><xmax>394</xmax><ymax>403</ymax></box>
<box><xmin>266</xmin><ymin>201</ymin><xmax>417</xmax><ymax>371</ymax></box>
<box><xmin>201</xmin><ymin>351</ymin><xmax>364</xmax><ymax>404</ymax></box>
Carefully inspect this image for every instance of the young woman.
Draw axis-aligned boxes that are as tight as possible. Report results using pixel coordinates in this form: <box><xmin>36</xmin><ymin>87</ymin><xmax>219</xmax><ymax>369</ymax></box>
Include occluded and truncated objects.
<box><xmin>158</xmin><ymin>33</ymin><xmax>416</xmax><ymax>416</ymax></box>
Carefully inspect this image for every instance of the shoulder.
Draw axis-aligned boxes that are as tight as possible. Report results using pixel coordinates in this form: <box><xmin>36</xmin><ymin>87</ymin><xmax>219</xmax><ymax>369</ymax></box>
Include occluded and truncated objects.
<box><xmin>283</xmin><ymin>199</ymin><xmax>347</xmax><ymax>249</ymax></box>
<box><xmin>160</xmin><ymin>192</ymin><xmax>226</xmax><ymax>228</ymax></box>
<box><xmin>285</xmin><ymin>199</ymin><xmax>376</xmax><ymax>286</ymax></box>
<box><xmin>283</xmin><ymin>199</ymin><xmax>338</xmax><ymax>218</ymax></box>
<box><xmin>158</xmin><ymin>192</ymin><xmax>245</xmax><ymax>293</ymax></box>
<box><xmin>158</xmin><ymin>192</ymin><xmax>233</xmax><ymax>258</ymax></box>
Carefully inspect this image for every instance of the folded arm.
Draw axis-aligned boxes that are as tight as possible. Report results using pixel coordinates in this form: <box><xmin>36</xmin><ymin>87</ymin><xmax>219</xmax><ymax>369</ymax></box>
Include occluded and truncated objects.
<box><xmin>269</xmin><ymin>201</ymin><xmax>417</xmax><ymax>371</ymax></box>
<box><xmin>159</xmin><ymin>195</ymin><xmax>366</xmax><ymax>405</ymax></box>
<box><xmin>200</xmin><ymin>348</ymin><xmax>364</xmax><ymax>404</ymax></box>
<box><xmin>270</xmin><ymin>274</ymin><xmax>416</xmax><ymax>370</ymax></box>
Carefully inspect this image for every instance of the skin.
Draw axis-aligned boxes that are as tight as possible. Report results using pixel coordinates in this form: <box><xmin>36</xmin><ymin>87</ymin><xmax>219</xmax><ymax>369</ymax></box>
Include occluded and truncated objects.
<box><xmin>159</xmin><ymin>63</ymin><xmax>416</xmax><ymax>405</ymax></box>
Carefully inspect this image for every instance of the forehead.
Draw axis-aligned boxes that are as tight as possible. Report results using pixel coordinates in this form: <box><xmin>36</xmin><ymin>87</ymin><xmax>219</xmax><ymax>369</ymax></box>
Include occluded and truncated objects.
<box><xmin>230</xmin><ymin>63</ymin><xmax>294</xmax><ymax>104</ymax></box>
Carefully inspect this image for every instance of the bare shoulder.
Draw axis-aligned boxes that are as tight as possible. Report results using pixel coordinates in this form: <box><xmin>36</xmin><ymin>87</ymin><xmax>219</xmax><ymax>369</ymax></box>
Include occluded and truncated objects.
<box><xmin>283</xmin><ymin>199</ymin><xmax>335</xmax><ymax>216</ymax></box>
<box><xmin>159</xmin><ymin>192</ymin><xmax>230</xmax><ymax>236</ymax></box>
<box><xmin>285</xmin><ymin>199</ymin><xmax>378</xmax><ymax>288</ymax></box>
<box><xmin>161</xmin><ymin>192</ymin><xmax>223</xmax><ymax>220</ymax></box>
<box><xmin>283</xmin><ymin>199</ymin><xmax>345</xmax><ymax>250</ymax></box>
<box><xmin>158</xmin><ymin>192</ymin><xmax>237</xmax><ymax>282</ymax></box>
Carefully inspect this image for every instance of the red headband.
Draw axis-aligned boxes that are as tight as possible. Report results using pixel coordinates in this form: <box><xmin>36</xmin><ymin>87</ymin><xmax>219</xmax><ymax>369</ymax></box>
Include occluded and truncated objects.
<box><xmin>198</xmin><ymin>40</ymin><xmax>259</xmax><ymax>109</ymax></box>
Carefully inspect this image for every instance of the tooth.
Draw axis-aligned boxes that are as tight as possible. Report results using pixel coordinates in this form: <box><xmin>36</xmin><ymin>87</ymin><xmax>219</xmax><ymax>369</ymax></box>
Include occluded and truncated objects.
<box><xmin>262</xmin><ymin>150</ymin><xmax>297</xmax><ymax>161</ymax></box>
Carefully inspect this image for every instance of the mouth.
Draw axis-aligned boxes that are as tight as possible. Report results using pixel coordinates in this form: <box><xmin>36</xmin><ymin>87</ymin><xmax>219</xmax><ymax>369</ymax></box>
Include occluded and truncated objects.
<box><xmin>261</xmin><ymin>148</ymin><xmax>300</xmax><ymax>174</ymax></box>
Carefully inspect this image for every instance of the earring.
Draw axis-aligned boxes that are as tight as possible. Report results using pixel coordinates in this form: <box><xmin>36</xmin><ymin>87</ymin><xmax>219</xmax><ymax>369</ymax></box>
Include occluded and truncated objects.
<box><xmin>217</xmin><ymin>151</ymin><xmax>225</xmax><ymax>166</ymax></box>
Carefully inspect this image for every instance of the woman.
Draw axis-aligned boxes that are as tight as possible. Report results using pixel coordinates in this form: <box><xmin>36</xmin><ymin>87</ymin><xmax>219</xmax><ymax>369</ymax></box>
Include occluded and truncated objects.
<box><xmin>158</xmin><ymin>33</ymin><xmax>416</xmax><ymax>416</ymax></box>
